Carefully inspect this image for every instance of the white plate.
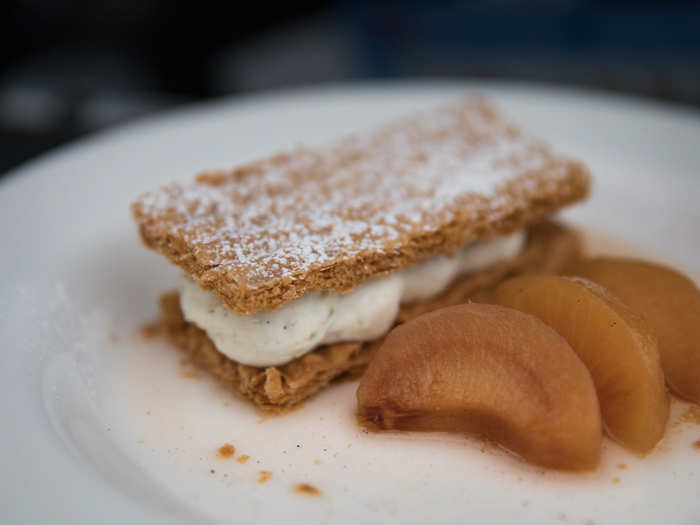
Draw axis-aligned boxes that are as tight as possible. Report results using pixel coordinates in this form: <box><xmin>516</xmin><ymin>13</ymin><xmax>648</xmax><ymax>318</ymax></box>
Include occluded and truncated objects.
<box><xmin>2</xmin><ymin>82</ymin><xmax>700</xmax><ymax>525</ymax></box>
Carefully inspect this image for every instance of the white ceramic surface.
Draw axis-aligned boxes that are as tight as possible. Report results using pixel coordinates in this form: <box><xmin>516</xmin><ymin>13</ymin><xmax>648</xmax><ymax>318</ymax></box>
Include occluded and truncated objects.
<box><xmin>1</xmin><ymin>82</ymin><xmax>700</xmax><ymax>524</ymax></box>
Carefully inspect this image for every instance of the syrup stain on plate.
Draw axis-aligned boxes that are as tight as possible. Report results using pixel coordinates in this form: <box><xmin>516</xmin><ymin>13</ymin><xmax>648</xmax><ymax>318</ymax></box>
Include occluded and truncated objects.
<box><xmin>680</xmin><ymin>406</ymin><xmax>700</xmax><ymax>425</ymax></box>
<box><xmin>257</xmin><ymin>471</ymin><xmax>272</xmax><ymax>484</ymax></box>
<box><xmin>217</xmin><ymin>444</ymin><xmax>235</xmax><ymax>458</ymax></box>
<box><xmin>294</xmin><ymin>483</ymin><xmax>322</xmax><ymax>496</ymax></box>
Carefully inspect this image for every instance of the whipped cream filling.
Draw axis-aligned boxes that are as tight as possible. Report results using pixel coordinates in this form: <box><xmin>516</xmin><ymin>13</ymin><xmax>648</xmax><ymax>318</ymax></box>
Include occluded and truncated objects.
<box><xmin>180</xmin><ymin>232</ymin><xmax>525</xmax><ymax>366</ymax></box>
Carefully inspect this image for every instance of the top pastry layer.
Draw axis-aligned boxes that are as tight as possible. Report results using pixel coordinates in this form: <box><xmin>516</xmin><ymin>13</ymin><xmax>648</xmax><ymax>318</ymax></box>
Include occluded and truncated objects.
<box><xmin>131</xmin><ymin>97</ymin><xmax>590</xmax><ymax>314</ymax></box>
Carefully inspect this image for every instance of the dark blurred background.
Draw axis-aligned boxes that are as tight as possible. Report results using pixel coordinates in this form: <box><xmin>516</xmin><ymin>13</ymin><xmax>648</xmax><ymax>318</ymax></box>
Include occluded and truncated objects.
<box><xmin>2</xmin><ymin>1</ymin><xmax>699</xmax><ymax>176</ymax></box>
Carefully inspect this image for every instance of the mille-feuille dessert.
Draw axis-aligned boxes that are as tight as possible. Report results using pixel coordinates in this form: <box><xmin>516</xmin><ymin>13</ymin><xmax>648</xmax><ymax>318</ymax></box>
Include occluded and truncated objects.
<box><xmin>131</xmin><ymin>97</ymin><xmax>591</xmax><ymax>410</ymax></box>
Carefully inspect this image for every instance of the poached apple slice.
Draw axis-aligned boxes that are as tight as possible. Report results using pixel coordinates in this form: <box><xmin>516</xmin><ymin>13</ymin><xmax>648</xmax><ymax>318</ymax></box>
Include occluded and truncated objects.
<box><xmin>357</xmin><ymin>303</ymin><xmax>602</xmax><ymax>470</ymax></box>
<box><xmin>567</xmin><ymin>257</ymin><xmax>700</xmax><ymax>404</ymax></box>
<box><xmin>493</xmin><ymin>275</ymin><xmax>669</xmax><ymax>454</ymax></box>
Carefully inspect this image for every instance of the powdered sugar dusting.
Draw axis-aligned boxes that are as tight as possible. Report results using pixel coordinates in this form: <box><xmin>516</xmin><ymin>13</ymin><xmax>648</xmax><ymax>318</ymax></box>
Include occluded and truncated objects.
<box><xmin>134</xmin><ymin>98</ymin><xmax>575</xmax><ymax>290</ymax></box>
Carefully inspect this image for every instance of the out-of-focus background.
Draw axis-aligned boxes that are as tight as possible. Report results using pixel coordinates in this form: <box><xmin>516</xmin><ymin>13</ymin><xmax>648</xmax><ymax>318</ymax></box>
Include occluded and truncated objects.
<box><xmin>2</xmin><ymin>1</ymin><xmax>699</xmax><ymax>176</ymax></box>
